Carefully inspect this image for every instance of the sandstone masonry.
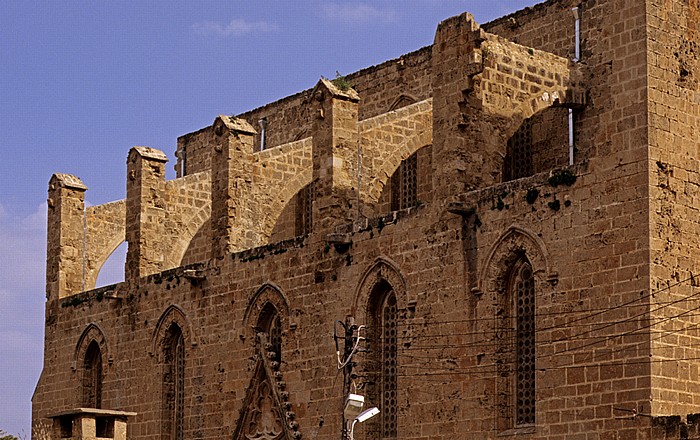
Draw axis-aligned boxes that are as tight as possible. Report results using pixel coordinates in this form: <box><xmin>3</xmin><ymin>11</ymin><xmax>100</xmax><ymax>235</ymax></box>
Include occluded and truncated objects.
<box><xmin>32</xmin><ymin>1</ymin><xmax>700</xmax><ymax>439</ymax></box>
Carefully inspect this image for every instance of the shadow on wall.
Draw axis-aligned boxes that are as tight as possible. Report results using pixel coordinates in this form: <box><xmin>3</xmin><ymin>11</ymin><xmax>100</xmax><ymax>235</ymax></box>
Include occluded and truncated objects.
<box><xmin>95</xmin><ymin>241</ymin><xmax>126</xmax><ymax>288</ymax></box>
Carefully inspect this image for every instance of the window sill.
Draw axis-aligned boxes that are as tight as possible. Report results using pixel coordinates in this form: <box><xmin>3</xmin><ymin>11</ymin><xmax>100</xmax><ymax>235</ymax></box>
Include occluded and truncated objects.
<box><xmin>497</xmin><ymin>425</ymin><xmax>536</xmax><ymax>437</ymax></box>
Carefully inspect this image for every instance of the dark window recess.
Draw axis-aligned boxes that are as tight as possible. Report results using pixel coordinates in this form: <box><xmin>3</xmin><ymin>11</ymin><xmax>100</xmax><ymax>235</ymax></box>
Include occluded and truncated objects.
<box><xmin>295</xmin><ymin>182</ymin><xmax>314</xmax><ymax>236</ymax></box>
<box><xmin>162</xmin><ymin>324</ymin><xmax>185</xmax><ymax>440</ymax></box>
<box><xmin>391</xmin><ymin>153</ymin><xmax>418</xmax><ymax>211</ymax></box>
<box><xmin>82</xmin><ymin>340</ymin><xmax>102</xmax><ymax>409</ymax></box>
<box><xmin>504</xmin><ymin>119</ymin><xmax>533</xmax><ymax>181</ymax></box>
<box><xmin>514</xmin><ymin>262</ymin><xmax>535</xmax><ymax>425</ymax></box>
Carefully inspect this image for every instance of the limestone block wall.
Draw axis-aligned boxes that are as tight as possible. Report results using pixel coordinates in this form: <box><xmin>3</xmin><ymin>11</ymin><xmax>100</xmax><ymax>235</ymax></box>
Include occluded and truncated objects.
<box><xmin>162</xmin><ymin>171</ymin><xmax>212</xmax><ymax>269</ymax></box>
<box><xmin>646</xmin><ymin>0</ymin><xmax>700</xmax><ymax>416</ymax></box>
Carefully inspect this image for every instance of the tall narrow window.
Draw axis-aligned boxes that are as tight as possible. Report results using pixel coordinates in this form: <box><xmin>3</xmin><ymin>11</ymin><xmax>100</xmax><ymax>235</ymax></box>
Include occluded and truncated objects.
<box><xmin>295</xmin><ymin>183</ymin><xmax>314</xmax><ymax>236</ymax></box>
<box><xmin>257</xmin><ymin>303</ymin><xmax>282</xmax><ymax>363</ymax></box>
<box><xmin>511</xmin><ymin>260</ymin><xmax>535</xmax><ymax>425</ymax></box>
<box><xmin>391</xmin><ymin>153</ymin><xmax>417</xmax><ymax>211</ymax></box>
<box><xmin>82</xmin><ymin>340</ymin><xmax>102</xmax><ymax>408</ymax></box>
<box><xmin>162</xmin><ymin>324</ymin><xmax>185</xmax><ymax>440</ymax></box>
<box><xmin>369</xmin><ymin>282</ymin><xmax>398</xmax><ymax>439</ymax></box>
<box><xmin>503</xmin><ymin>119</ymin><xmax>533</xmax><ymax>181</ymax></box>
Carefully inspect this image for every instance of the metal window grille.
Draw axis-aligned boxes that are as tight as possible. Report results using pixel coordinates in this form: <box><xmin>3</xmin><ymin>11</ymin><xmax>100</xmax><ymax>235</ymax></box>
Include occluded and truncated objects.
<box><xmin>504</xmin><ymin>119</ymin><xmax>533</xmax><ymax>181</ymax></box>
<box><xmin>514</xmin><ymin>263</ymin><xmax>535</xmax><ymax>425</ymax></box>
<box><xmin>163</xmin><ymin>325</ymin><xmax>185</xmax><ymax>440</ymax></box>
<box><xmin>296</xmin><ymin>182</ymin><xmax>314</xmax><ymax>236</ymax></box>
<box><xmin>82</xmin><ymin>341</ymin><xmax>102</xmax><ymax>409</ymax></box>
<box><xmin>269</xmin><ymin>314</ymin><xmax>282</xmax><ymax>363</ymax></box>
<box><xmin>174</xmin><ymin>332</ymin><xmax>185</xmax><ymax>440</ymax></box>
<box><xmin>381</xmin><ymin>292</ymin><xmax>398</xmax><ymax>438</ymax></box>
<box><xmin>391</xmin><ymin>153</ymin><xmax>417</xmax><ymax>211</ymax></box>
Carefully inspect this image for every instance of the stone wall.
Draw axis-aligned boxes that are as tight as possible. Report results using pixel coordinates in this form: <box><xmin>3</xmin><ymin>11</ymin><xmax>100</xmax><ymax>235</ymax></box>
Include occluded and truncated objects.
<box><xmin>35</xmin><ymin>1</ymin><xmax>700</xmax><ymax>439</ymax></box>
<box><xmin>647</xmin><ymin>0</ymin><xmax>700</xmax><ymax>416</ymax></box>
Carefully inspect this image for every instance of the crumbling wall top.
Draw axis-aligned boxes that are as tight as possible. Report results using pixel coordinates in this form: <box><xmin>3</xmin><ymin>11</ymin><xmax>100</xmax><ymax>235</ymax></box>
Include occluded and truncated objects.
<box><xmin>129</xmin><ymin>146</ymin><xmax>168</xmax><ymax>163</ymax></box>
<box><xmin>50</xmin><ymin>173</ymin><xmax>87</xmax><ymax>191</ymax></box>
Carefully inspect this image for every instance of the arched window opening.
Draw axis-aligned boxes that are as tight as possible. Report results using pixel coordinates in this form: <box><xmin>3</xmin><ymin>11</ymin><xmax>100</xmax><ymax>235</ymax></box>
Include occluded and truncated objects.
<box><xmin>162</xmin><ymin>324</ymin><xmax>185</xmax><ymax>440</ymax></box>
<box><xmin>503</xmin><ymin>107</ymin><xmax>570</xmax><ymax>182</ymax></box>
<box><xmin>510</xmin><ymin>259</ymin><xmax>535</xmax><ymax>426</ymax></box>
<box><xmin>82</xmin><ymin>340</ymin><xmax>102</xmax><ymax>409</ymax></box>
<box><xmin>368</xmin><ymin>281</ymin><xmax>398</xmax><ymax>439</ymax></box>
<box><xmin>257</xmin><ymin>303</ymin><xmax>282</xmax><ymax>363</ymax></box>
<box><xmin>390</xmin><ymin>152</ymin><xmax>417</xmax><ymax>211</ymax></box>
<box><xmin>295</xmin><ymin>182</ymin><xmax>314</xmax><ymax>237</ymax></box>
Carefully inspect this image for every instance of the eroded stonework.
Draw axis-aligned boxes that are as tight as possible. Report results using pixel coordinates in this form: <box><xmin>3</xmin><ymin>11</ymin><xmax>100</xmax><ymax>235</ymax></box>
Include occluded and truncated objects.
<box><xmin>33</xmin><ymin>1</ymin><xmax>700</xmax><ymax>439</ymax></box>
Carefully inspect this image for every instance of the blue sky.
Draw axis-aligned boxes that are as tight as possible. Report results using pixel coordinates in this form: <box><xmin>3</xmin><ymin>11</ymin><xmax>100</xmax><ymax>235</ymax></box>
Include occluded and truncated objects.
<box><xmin>0</xmin><ymin>0</ymin><xmax>538</xmax><ymax>435</ymax></box>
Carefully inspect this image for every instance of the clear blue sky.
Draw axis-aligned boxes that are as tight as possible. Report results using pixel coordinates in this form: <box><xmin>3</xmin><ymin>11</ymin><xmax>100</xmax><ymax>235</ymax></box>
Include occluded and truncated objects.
<box><xmin>0</xmin><ymin>0</ymin><xmax>538</xmax><ymax>435</ymax></box>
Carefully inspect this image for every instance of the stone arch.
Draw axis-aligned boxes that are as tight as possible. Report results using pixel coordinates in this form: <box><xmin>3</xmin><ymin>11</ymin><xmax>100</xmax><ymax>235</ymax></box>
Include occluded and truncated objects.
<box><xmin>505</xmin><ymin>88</ymin><xmax>579</xmax><ymax>141</ymax></box>
<box><xmin>477</xmin><ymin>225</ymin><xmax>556</xmax><ymax>296</ymax></box>
<box><xmin>73</xmin><ymin>323</ymin><xmax>109</xmax><ymax>371</ymax></box>
<box><xmin>366</xmin><ymin>129</ymin><xmax>432</xmax><ymax>204</ymax></box>
<box><xmin>86</xmin><ymin>237</ymin><xmax>126</xmax><ymax>291</ymax></box>
<box><xmin>259</xmin><ymin>170</ymin><xmax>313</xmax><ymax>243</ymax></box>
<box><xmin>352</xmin><ymin>256</ymin><xmax>411</xmax><ymax>323</ymax></box>
<box><xmin>172</xmin><ymin>201</ymin><xmax>211</xmax><ymax>267</ymax></box>
<box><xmin>150</xmin><ymin>305</ymin><xmax>195</xmax><ymax>360</ymax></box>
<box><xmin>388</xmin><ymin>93</ymin><xmax>418</xmax><ymax>112</ymax></box>
<box><xmin>242</xmin><ymin>283</ymin><xmax>291</xmax><ymax>338</ymax></box>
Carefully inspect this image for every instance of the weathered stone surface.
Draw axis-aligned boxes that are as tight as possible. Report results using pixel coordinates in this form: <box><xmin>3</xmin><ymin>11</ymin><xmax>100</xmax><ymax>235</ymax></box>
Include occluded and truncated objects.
<box><xmin>34</xmin><ymin>2</ymin><xmax>700</xmax><ymax>440</ymax></box>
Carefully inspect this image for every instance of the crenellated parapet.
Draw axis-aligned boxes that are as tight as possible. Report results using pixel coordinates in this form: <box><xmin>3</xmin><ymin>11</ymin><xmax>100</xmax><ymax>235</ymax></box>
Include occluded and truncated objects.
<box><xmin>46</xmin><ymin>16</ymin><xmax>590</xmax><ymax>296</ymax></box>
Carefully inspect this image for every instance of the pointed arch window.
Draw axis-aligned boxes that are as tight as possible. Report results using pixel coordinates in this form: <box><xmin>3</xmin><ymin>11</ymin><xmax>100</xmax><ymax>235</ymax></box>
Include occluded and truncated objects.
<box><xmin>257</xmin><ymin>303</ymin><xmax>282</xmax><ymax>363</ymax></box>
<box><xmin>391</xmin><ymin>153</ymin><xmax>417</xmax><ymax>211</ymax></box>
<box><xmin>82</xmin><ymin>340</ymin><xmax>102</xmax><ymax>409</ymax></box>
<box><xmin>162</xmin><ymin>324</ymin><xmax>185</xmax><ymax>440</ymax></box>
<box><xmin>510</xmin><ymin>259</ymin><xmax>535</xmax><ymax>426</ymax></box>
<box><xmin>369</xmin><ymin>282</ymin><xmax>398</xmax><ymax>439</ymax></box>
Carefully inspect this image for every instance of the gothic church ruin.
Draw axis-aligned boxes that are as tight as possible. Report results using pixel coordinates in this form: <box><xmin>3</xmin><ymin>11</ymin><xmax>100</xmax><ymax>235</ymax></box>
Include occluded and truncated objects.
<box><xmin>32</xmin><ymin>0</ymin><xmax>700</xmax><ymax>438</ymax></box>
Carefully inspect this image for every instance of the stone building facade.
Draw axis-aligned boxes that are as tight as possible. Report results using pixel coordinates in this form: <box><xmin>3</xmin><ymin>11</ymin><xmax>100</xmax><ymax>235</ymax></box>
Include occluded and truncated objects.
<box><xmin>31</xmin><ymin>0</ymin><xmax>700</xmax><ymax>438</ymax></box>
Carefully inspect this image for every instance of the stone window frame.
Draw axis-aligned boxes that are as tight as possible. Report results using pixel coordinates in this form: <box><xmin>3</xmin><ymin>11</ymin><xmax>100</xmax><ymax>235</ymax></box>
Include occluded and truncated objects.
<box><xmin>150</xmin><ymin>305</ymin><xmax>194</xmax><ymax>440</ymax></box>
<box><xmin>476</xmin><ymin>226</ymin><xmax>557</xmax><ymax>433</ymax></box>
<box><xmin>73</xmin><ymin>323</ymin><xmax>109</xmax><ymax>409</ymax></box>
<box><xmin>368</xmin><ymin>281</ymin><xmax>398</xmax><ymax>439</ymax></box>
<box><xmin>352</xmin><ymin>257</ymin><xmax>410</xmax><ymax>440</ymax></box>
<box><xmin>242</xmin><ymin>283</ymin><xmax>292</xmax><ymax>360</ymax></box>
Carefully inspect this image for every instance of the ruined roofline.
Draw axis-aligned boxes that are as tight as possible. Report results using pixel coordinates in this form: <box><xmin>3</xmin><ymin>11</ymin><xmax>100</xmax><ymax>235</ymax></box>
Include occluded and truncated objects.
<box><xmin>178</xmin><ymin>0</ymin><xmax>560</xmax><ymax>143</ymax></box>
<box><xmin>182</xmin><ymin>3</ymin><xmax>562</xmax><ymax>143</ymax></box>
<box><xmin>481</xmin><ymin>0</ymin><xmax>572</xmax><ymax>33</ymax></box>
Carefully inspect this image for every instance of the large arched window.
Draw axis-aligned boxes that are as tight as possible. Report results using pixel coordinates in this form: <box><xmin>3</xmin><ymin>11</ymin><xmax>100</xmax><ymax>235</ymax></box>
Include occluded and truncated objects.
<box><xmin>369</xmin><ymin>281</ymin><xmax>398</xmax><ymax>439</ymax></box>
<box><xmin>257</xmin><ymin>302</ymin><xmax>282</xmax><ymax>363</ymax></box>
<box><xmin>82</xmin><ymin>340</ymin><xmax>102</xmax><ymax>408</ymax></box>
<box><xmin>510</xmin><ymin>259</ymin><xmax>535</xmax><ymax>426</ymax></box>
<box><xmin>162</xmin><ymin>323</ymin><xmax>185</xmax><ymax>440</ymax></box>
